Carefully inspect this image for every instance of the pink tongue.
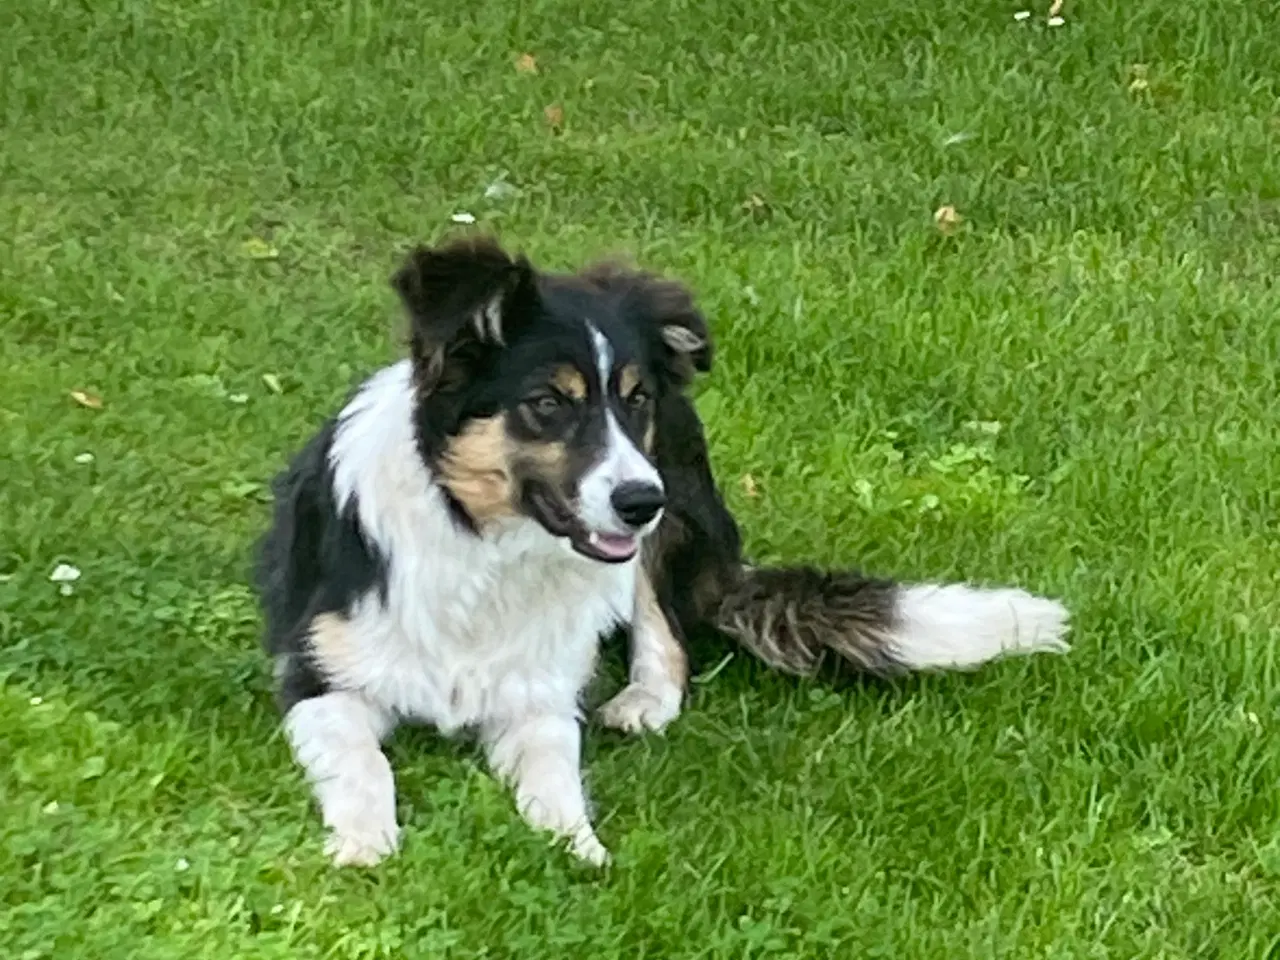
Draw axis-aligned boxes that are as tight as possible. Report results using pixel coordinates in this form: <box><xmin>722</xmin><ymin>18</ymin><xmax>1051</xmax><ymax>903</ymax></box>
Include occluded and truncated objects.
<box><xmin>594</xmin><ymin>533</ymin><xmax>636</xmax><ymax>558</ymax></box>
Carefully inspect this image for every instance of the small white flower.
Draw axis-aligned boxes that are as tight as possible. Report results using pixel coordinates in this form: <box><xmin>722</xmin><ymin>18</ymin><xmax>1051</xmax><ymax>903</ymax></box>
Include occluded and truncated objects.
<box><xmin>1048</xmin><ymin>15</ymin><xmax>1065</xmax><ymax>25</ymax></box>
<box><xmin>175</xmin><ymin>857</ymin><xmax>191</xmax><ymax>872</ymax></box>
<box><xmin>49</xmin><ymin>564</ymin><xmax>81</xmax><ymax>583</ymax></box>
<box><xmin>42</xmin><ymin>800</ymin><xmax>60</xmax><ymax>815</ymax></box>
<box><xmin>1014</xmin><ymin>10</ymin><xmax>1031</xmax><ymax>20</ymax></box>
<box><xmin>74</xmin><ymin>452</ymin><xmax>95</xmax><ymax>464</ymax></box>
<box><xmin>450</xmin><ymin>212</ymin><xmax>477</xmax><ymax>224</ymax></box>
<box><xmin>483</xmin><ymin>179</ymin><xmax>519</xmax><ymax>200</ymax></box>
<box><xmin>270</xmin><ymin>904</ymin><xmax>285</xmax><ymax>915</ymax></box>
<box><xmin>29</xmin><ymin>696</ymin><xmax>43</xmax><ymax>706</ymax></box>
<box><xmin>228</xmin><ymin>393</ymin><xmax>249</xmax><ymax>405</ymax></box>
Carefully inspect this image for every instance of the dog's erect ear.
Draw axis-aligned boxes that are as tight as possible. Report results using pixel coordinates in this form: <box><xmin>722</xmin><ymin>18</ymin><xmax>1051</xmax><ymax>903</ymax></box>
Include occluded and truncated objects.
<box><xmin>581</xmin><ymin>263</ymin><xmax>713</xmax><ymax>386</ymax></box>
<box><xmin>392</xmin><ymin>237</ymin><xmax>538</xmax><ymax>391</ymax></box>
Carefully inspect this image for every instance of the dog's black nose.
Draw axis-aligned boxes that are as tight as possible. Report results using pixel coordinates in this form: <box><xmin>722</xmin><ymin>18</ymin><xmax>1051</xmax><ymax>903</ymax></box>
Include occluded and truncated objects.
<box><xmin>611</xmin><ymin>482</ymin><xmax>666</xmax><ymax>529</ymax></box>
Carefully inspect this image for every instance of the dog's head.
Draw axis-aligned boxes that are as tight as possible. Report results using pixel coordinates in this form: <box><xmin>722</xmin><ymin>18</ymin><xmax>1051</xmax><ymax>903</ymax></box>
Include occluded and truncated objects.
<box><xmin>393</xmin><ymin>236</ymin><xmax>712</xmax><ymax>564</ymax></box>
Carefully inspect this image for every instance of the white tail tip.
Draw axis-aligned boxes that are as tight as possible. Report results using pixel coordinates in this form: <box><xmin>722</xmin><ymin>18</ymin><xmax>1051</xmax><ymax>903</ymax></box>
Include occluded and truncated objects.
<box><xmin>891</xmin><ymin>583</ymin><xmax>1071</xmax><ymax>671</ymax></box>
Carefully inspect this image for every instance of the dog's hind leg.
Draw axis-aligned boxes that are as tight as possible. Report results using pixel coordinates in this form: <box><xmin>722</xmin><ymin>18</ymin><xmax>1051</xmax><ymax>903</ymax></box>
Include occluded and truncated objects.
<box><xmin>284</xmin><ymin>690</ymin><xmax>399</xmax><ymax>867</ymax></box>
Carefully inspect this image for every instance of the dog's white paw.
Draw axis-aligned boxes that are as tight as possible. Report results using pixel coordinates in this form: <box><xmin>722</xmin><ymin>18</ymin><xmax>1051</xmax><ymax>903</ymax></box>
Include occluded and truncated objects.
<box><xmin>315</xmin><ymin>752</ymin><xmax>400</xmax><ymax>868</ymax></box>
<box><xmin>597</xmin><ymin>683</ymin><xmax>681</xmax><ymax>734</ymax></box>
<box><xmin>324</xmin><ymin>822</ymin><xmax>400</xmax><ymax>867</ymax></box>
<box><xmin>568</xmin><ymin>828</ymin><xmax>611</xmax><ymax>867</ymax></box>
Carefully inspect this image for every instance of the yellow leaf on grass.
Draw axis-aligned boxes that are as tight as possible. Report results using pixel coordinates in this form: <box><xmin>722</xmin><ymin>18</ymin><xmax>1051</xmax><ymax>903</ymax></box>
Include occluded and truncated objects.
<box><xmin>515</xmin><ymin>53</ymin><xmax>538</xmax><ymax>74</ymax></box>
<box><xmin>239</xmin><ymin>237</ymin><xmax>279</xmax><ymax>260</ymax></box>
<box><xmin>1128</xmin><ymin>64</ymin><xmax>1150</xmax><ymax>94</ymax></box>
<box><xmin>543</xmin><ymin>104</ymin><xmax>564</xmax><ymax>131</ymax></box>
<box><xmin>933</xmin><ymin>205</ymin><xmax>963</xmax><ymax>235</ymax></box>
<box><xmin>70</xmin><ymin>390</ymin><xmax>103</xmax><ymax>409</ymax></box>
<box><xmin>740</xmin><ymin>474</ymin><xmax>760</xmax><ymax>498</ymax></box>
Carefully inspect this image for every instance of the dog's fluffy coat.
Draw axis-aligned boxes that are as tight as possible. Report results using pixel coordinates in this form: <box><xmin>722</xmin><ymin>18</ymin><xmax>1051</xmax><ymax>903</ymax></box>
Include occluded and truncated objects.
<box><xmin>256</xmin><ymin>237</ymin><xmax>1070</xmax><ymax>866</ymax></box>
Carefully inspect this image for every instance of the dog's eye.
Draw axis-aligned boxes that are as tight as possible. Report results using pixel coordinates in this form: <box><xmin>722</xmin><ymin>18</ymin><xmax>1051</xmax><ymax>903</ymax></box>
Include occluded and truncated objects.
<box><xmin>528</xmin><ymin>393</ymin><xmax>563</xmax><ymax>416</ymax></box>
<box><xmin>625</xmin><ymin>389</ymin><xmax>650</xmax><ymax>409</ymax></box>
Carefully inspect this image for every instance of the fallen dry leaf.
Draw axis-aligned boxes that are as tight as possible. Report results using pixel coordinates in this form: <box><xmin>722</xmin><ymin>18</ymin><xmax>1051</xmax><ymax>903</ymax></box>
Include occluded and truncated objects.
<box><xmin>543</xmin><ymin>104</ymin><xmax>564</xmax><ymax>132</ymax></box>
<box><xmin>933</xmin><ymin>205</ymin><xmax>963</xmax><ymax>235</ymax></box>
<box><xmin>740</xmin><ymin>474</ymin><xmax>760</xmax><ymax>498</ymax></box>
<box><xmin>741</xmin><ymin>194</ymin><xmax>770</xmax><ymax>221</ymax></box>
<box><xmin>515</xmin><ymin>53</ymin><xmax>538</xmax><ymax>74</ymax></box>
<box><xmin>1128</xmin><ymin>63</ymin><xmax>1150</xmax><ymax>94</ymax></box>
<box><xmin>239</xmin><ymin>237</ymin><xmax>279</xmax><ymax>260</ymax></box>
<box><xmin>69</xmin><ymin>390</ymin><xmax>103</xmax><ymax>410</ymax></box>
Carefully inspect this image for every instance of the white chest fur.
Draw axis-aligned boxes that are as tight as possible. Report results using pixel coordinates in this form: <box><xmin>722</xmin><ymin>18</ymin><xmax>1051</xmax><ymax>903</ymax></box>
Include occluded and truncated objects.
<box><xmin>322</xmin><ymin>362</ymin><xmax>635</xmax><ymax>732</ymax></box>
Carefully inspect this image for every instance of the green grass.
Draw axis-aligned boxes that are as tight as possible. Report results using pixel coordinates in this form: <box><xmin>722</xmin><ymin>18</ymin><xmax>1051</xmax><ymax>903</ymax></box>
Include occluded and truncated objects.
<box><xmin>3</xmin><ymin>0</ymin><xmax>1279</xmax><ymax>955</ymax></box>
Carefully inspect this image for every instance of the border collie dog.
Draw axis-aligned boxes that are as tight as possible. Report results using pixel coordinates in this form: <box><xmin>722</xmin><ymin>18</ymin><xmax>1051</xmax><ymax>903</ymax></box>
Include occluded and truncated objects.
<box><xmin>256</xmin><ymin>237</ymin><xmax>1070</xmax><ymax>867</ymax></box>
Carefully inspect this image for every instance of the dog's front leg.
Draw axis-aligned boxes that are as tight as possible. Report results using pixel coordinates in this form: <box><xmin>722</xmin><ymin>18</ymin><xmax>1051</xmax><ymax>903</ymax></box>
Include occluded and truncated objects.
<box><xmin>285</xmin><ymin>690</ymin><xmax>399</xmax><ymax>867</ymax></box>
<box><xmin>598</xmin><ymin>570</ymin><xmax>686</xmax><ymax>734</ymax></box>
<box><xmin>483</xmin><ymin>712</ymin><xmax>608</xmax><ymax>866</ymax></box>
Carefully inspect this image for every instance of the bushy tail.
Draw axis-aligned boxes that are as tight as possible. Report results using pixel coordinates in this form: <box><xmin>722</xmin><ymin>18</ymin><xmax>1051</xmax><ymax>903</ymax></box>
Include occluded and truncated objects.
<box><xmin>711</xmin><ymin>566</ymin><xmax>1070</xmax><ymax>677</ymax></box>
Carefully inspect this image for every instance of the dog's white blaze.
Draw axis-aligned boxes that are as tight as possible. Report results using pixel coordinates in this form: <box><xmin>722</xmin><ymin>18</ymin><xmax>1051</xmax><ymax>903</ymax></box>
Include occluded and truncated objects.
<box><xmin>573</xmin><ymin>325</ymin><xmax>663</xmax><ymax>535</ymax></box>
<box><xmin>575</xmin><ymin>410</ymin><xmax>664</xmax><ymax>535</ymax></box>
<box><xmin>890</xmin><ymin>583</ymin><xmax>1071</xmax><ymax>669</ymax></box>
<box><xmin>589</xmin><ymin>323</ymin><xmax>613</xmax><ymax>390</ymax></box>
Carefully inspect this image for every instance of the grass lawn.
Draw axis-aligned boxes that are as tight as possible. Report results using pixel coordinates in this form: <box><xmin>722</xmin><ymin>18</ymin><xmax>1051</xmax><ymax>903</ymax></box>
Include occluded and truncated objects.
<box><xmin>4</xmin><ymin>0</ymin><xmax>1279</xmax><ymax>955</ymax></box>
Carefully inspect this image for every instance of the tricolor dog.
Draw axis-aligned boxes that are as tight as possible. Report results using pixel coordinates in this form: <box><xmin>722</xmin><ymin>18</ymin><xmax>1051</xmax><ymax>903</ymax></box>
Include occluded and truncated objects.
<box><xmin>255</xmin><ymin>237</ymin><xmax>1070</xmax><ymax>866</ymax></box>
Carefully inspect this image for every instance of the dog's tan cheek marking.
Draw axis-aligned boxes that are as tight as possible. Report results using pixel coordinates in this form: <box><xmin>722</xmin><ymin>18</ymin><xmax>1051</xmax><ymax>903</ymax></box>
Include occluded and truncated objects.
<box><xmin>550</xmin><ymin>365</ymin><xmax>588</xmax><ymax>401</ymax></box>
<box><xmin>512</xmin><ymin>437</ymin><xmax>573</xmax><ymax>490</ymax></box>
<box><xmin>439</xmin><ymin>414</ymin><xmax>516</xmax><ymax>523</ymax></box>
<box><xmin>643</xmin><ymin>419</ymin><xmax>656</xmax><ymax>454</ymax></box>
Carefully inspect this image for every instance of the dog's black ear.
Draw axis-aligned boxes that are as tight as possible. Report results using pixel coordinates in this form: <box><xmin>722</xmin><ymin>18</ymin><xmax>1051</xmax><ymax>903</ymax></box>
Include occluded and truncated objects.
<box><xmin>582</xmin><ymin>263</ymin><xmax>713</xmax><ymax>387</ymax></box>
<box><xmin>392</xmin><ymin>236</ymin><xmax>538</xmax><ymax>391</ymax></box>
<box><xmin>647</xmin><ymin>277</ymin><xmax>713</xmax><ymax>383</ymax></box>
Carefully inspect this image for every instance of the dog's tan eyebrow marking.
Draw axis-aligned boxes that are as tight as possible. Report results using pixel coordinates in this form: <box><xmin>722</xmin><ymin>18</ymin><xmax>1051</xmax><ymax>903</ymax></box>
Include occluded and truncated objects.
<box><xmin>618</xmin><ymin>363</ymin><xmax>643</xmax><ymax>398</ymax></box>
<box><xmin>549</xmin><ymin>364</ymin><xmax>588</xmax><ymax>400</ymax></box>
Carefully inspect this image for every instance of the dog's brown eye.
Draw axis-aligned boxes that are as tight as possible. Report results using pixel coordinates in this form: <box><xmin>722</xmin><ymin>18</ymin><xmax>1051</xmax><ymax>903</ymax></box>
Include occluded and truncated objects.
<box><xmin>626</xmin><ymin>389</ymin><xmax>650</xmax><ymax>409</ymax></box>
<box><xmin>528</xmin><ymin>393</ymin><xmax>563</xmax><ymax>416</ymax></box>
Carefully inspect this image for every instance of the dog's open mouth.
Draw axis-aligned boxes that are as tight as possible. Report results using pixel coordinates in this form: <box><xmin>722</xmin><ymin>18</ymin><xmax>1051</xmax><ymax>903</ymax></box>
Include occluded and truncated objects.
<box><xmin>524</xmin><ymin>483</ymin><xmax>639</xmax><ymax>564</ymax></box>
<box><xmin>575</xmin><ymin>531</ymin><xmax>638</xmax><ymax>563</ymax></box>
